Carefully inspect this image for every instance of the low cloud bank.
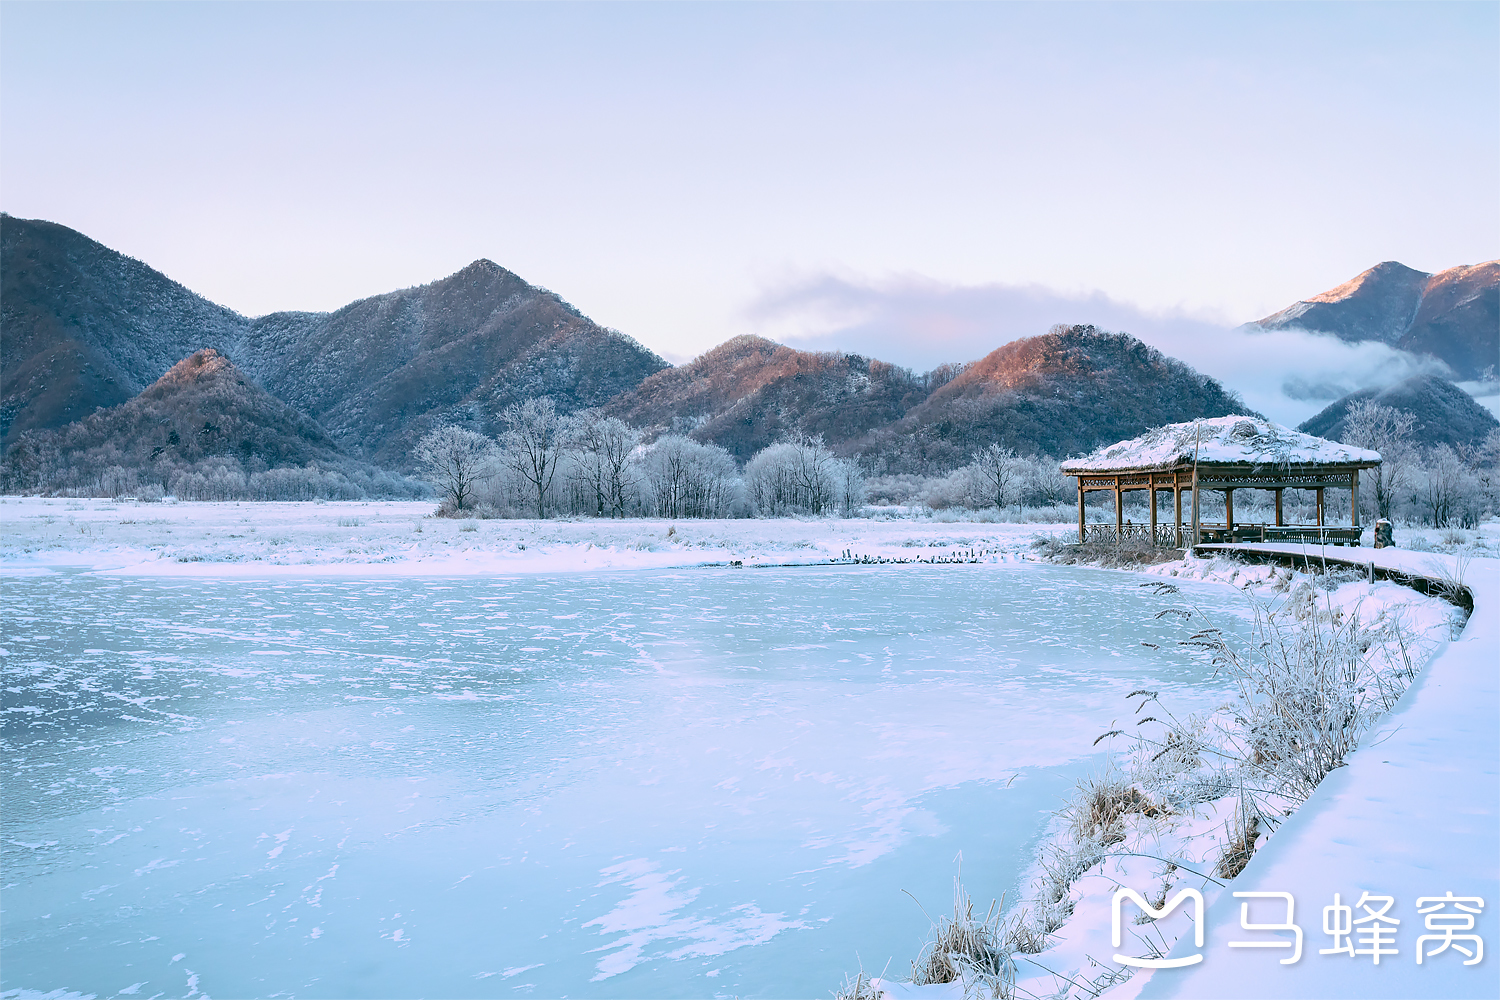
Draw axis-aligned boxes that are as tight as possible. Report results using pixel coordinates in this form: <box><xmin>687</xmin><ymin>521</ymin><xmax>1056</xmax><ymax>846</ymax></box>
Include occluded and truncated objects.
<box><xmin>746</xmin><ymin>273</ymin><xmax>1452</xmax><ymax>428</ymax></box>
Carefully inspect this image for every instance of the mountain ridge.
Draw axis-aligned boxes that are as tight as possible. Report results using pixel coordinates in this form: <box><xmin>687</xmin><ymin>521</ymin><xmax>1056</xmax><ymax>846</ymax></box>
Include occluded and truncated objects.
<box><xmin>1253</xmin><ymin>259</ymin><xmax>1499</xmax><ymax>380</ymax></box>
<box><xmin>1297</xmin><ymin>373</ymin><xmax>1499</xmax><ymax>453</ymax></box>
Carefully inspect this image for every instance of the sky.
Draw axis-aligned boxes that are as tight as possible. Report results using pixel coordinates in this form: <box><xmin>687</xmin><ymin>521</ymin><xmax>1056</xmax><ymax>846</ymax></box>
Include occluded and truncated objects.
<box><xmin>2</xmin><ymin>1</ymin><xmax>1497</xmax><ymax>425</ymax></box>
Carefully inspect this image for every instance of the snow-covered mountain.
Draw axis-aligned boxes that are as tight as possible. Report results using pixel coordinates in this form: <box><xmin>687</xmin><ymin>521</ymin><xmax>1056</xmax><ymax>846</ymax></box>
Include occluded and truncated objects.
<box><xmin>1</xmin><ymin>215</ymin><xmax>669</xmax><ymax>465</ymax></box>
<box><xmin>0</xmin><ymin>214</ymin><xmax>249</xmax><ymax>446</ymax></box>
<box><xmin>1252</xmin><ymin>259</ymin><xmax>1499</xmax><ymax>381</ymax></box>
<box><xmin>235</xmin><ymin>260</ymin><xmax>669</xmax><ymax>465</ymax></box>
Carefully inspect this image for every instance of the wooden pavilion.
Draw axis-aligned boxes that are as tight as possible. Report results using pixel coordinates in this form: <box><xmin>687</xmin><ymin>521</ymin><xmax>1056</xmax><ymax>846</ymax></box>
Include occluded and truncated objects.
<box><xmin>1059</xmin><ymin>416</ymin><xmax>1382</xmax><ymax>547</ymax></box>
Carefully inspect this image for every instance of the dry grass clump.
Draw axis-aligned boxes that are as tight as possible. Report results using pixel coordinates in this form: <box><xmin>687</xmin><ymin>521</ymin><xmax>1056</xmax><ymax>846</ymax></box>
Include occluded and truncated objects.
<box><xmin>908</xmin><ymin>878</ymin><xmax>1015</xmax><ymax>999</ymax></box>
<box><xmin>1067</xmin><ymin>775</ymin><xmax>1162</xmax><ymax>846</ymax></box>
<box><xmin>1031</xmin><ymin>536</ymin><xmax>1182</xmax><ymax>569</ymax></box>
<box><xmin>832</xmin><ymin>970</ymin><xmax>881</xmax><ymax>1000</ymax></box>
<box><xmin>1214</xmin><ymin>803</ymin><xmax>1262</xmax><ymax>879</ymax></box>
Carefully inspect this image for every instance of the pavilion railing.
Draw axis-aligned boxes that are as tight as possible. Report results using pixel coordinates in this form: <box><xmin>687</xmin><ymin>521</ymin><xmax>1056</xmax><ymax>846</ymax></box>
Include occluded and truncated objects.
<box><xmin>1197</xmin><ymin>524</ymin><xmax>1363</xmax><ymax>546</ymax></box>
<box><xmin>1081</xmin><ymin>523</ymin><xmax>1183</xmax><ymax>548</ymax></box>
<box><xmin>1080</xmin><ymin>523</ymin><xmax>1364</xmax><ymax>548</ymax></box>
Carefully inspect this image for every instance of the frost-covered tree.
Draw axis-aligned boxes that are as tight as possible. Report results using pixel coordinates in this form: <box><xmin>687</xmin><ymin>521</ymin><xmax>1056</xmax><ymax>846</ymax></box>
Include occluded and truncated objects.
<box><xmin>969</xmin><ymin>443</ymin><xmax>1019</xmax><ymax>512</ymax></box>
<box><xmin>1022</xmin><ymin>457</ymin><xmax>1074</xmax><ymax>507</ymax></box>
<box><xmin>835</xmin><ymin>456</ymin><xmax>867</xmax><ymax>516</ymax></box>
<box><xmin>1420</xmin><ymin>445</ymin><xmax>1480</xmax><ymax>528</ymax></box>
<box><xmin>1339</xmin><ymin>401</ymin><xmax>1416</xmax><ymax>522</ymax></box>
<box><xmin>569</xmin><ymin>410</ymin><xmax>641</xmax><ymax>518</ymax></box>
<box><xmin>745</xmin><ymin>436</ymin><xmax>858</xmax><ymax>516</ymax></box>
<box><xmin>640</xmin><ymin>435</ymin><xmax>741</xmax><ymax>518</ymax></box>
<box><xmin>500</xmin><ymin>398</ymin><xmax>571</xmax><ymax>519</ymax></box>
<box><xmin>414</xmin><ymin>426</ymin><xmax>498</xmax><ymax>512</ymax></box>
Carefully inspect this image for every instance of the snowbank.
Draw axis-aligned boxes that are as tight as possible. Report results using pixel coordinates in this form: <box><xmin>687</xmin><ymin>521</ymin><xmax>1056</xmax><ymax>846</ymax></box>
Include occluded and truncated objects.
<box><xmin>1126</xmin><ymin>543</ymin><xmax>1499</xmax><ymax>999</ymax></box>
<box><xmin>869</xmin><ymin>544</ymin><xmax>1488</xmax><ymax>1000</ymax></box>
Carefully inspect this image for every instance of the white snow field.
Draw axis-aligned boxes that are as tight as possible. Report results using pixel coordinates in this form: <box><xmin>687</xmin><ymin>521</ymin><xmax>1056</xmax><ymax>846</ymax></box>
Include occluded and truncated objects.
<box><xmin>0</xmin><ymin>498</ymin><xmax>1074</xmax><ymax>578</ymax></box>
<box><xmin>3</xmin><ymin>501</ymin><xmax>1251</xmax><ymax>999</ymax></box>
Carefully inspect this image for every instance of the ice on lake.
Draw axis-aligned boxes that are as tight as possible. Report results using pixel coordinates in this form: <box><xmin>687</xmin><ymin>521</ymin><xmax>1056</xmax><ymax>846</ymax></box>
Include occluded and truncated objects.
<box><xmin>2</xmin><ymin>564</ymin><xmax>1252</xmax><ymax>998</ymax></box>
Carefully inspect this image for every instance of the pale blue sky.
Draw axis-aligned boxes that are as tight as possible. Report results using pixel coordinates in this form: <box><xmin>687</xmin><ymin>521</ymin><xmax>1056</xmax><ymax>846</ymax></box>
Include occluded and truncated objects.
<box><xmin>2</xmin><ymin>1</ymin><xmax>1495</xmax><ymax>418</ymax></box>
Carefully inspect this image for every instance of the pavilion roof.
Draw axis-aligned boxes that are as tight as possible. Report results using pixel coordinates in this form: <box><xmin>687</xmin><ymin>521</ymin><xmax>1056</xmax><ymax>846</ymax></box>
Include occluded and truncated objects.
<box><xmin>1059</xmin><ymin>415</ymin><xmax>1382</xmax><ymax>475</ymax></box>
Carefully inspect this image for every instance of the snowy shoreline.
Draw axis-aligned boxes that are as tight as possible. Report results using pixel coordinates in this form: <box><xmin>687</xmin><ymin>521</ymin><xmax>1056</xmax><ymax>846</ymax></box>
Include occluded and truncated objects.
<box><xmin>872</xmin><ymin>540</ymin><xmax>1495</xmax><ymax>1000</ymax></box>
<box><xmin>0</xmin><ymin>498</ymin><xmax>1073</xmax><ymax>577</ymax></box>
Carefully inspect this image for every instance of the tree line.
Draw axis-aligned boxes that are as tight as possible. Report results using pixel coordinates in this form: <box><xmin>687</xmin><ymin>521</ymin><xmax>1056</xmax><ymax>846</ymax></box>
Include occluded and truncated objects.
<box><xmin>418</xmin><ymin>398</ymin><xmax>874</xmax><ymax>519</ymax></box>
<box><xmin>1340</xmin><ymin>399</ymin><xmax>1500</xmax><ymax>529</ymax></box>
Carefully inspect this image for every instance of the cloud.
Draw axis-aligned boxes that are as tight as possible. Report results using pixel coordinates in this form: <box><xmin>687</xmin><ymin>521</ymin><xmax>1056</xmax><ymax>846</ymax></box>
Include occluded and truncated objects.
<box><xmin>744</xmin><ymin>273</ymin><xmax>1451</xmax><ymax>428</ymax></box>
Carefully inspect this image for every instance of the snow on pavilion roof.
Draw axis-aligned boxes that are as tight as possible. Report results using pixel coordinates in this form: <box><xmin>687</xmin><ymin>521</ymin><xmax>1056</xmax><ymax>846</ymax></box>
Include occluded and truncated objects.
<box><xmin>1059</xmin><ymin>415</ymin><xmax>1382</xmax><ymax>474</ymax></box>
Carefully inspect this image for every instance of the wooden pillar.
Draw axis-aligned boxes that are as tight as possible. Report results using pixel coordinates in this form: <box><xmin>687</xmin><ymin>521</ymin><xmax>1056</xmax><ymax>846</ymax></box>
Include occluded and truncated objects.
<box><xmin>1114</xmin><ymin>475</ymin><xmax>1123</xmax><ymax>543</ymax></box>
<box><xmin>1316</xmin><ymin>487</ymin><xmax>1325</xmax><ymax>526</ymax></box>
<box><xmin>1350</xmin><ymin>472</ymin><xmax>1360</xmax><ymax>528</ymax></box>
<box><xmin>1275</xmin><ymin>488</ymin><xmax>1283</xmax><ymax>526</ymax></box>
<box><xmin>1225</xmin><ymin>488</ymin><xmax>1234</xmax><ymax>539</ymax></box>
<box><xmin>1174</xmin><ymin>479</ymin><xmax>1183</xmax><ymax>548</ymax></box>
<box><xmin>1149</xmin><ymin>475</ymin><xmax>1158</xmax><ymax>546</ymax></box>
<box><xmin>1077</xmin><ymin>479</ymin><xmax>1085</xmax><ymax>543</ymax></box>
<box><xmin>1191</xmin><ymin>467</ymin><xmax>1200</xmax><ymax>546</ymax></box>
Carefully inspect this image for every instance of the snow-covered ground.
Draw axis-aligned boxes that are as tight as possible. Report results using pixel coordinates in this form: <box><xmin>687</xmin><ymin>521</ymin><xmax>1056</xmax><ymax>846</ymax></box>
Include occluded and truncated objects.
<box><xmin>868</xmin><ymin>544</ymin><xmax>1480</xmax><ymax>1000</ymax></box>
<box><xmin>1125</xmin><ymin>542</ymin><xmax>1499</xmax><ymax>1000</ymax></box>
<box><xmin>0</xmin><ymin>498</ymin><xmax>1073</xmax><ymax>576</ymax></box>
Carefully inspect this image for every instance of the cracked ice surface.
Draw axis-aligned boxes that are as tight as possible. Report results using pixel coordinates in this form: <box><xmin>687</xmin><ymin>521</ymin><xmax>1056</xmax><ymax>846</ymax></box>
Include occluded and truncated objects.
<box><xmin>2</xmin><ymin>553</ymin><xmax>1254</xmax><ymax>997</ymax></box>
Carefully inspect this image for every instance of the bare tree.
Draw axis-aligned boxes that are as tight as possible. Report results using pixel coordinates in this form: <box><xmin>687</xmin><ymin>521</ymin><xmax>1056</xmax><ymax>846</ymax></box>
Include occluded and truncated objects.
<box><xmin>745</xmin><ymin>436</ymin><xmax>852</xmax><ymax>516</ymax></box>
<box><xmin>1339</xmin><ymin>401</ymin><xmax>1416</xmax><ymax>522</ymax></box>
<box><xmin>569</xmin><ymin>411</ymin><xmax>642</xmax><ymax>517</ymax></box>
<box><xmin>835</xmin><ymin>456</ymin><xmax>866</xmax><ymax>517</ymax></box>
<box><xmin>1421</xmin><ymin>445</ymin><xmax>1480</xmax><ymax>528</ymax></box>
<box><xmin>500</xmin><ymin>398</ymin><xmax>570</xmax><ymax>518</ymax></box>
<box><xmin>415</xmin><ymin>425</ymin><xmax>498</xmax><ymax>512</ymax></box>
<box><xmin>969</xmin><ymin>443</ymin><xmax>1019</xmax><ymax>513</ymax></box>
<box><xmin>641</xmin><ymin>435</ymin><xmax>740</xmax><ymax>518</ymax></box>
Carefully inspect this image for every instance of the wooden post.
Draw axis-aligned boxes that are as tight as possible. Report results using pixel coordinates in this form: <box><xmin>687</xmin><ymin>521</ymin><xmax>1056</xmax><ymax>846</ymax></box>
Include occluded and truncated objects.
<box><xmin>1114</xmin><ymin>475</ymin><xmax>1123</xmax><ymax>543</ymax></box>
<box><xmin>1149</xmin><ymin>475</ymin><xmax>1158</xmax><ymax>546</ymax></box>
<box><xmin>1077</xmin><ymin>478</ymin><xmax>1085</xmax><ymax>543</ymax></box>
<box><xmin>1316</xmin><ymin>487</ymin><xmax>1325</xmax><ymax>526</ymax></box>
<box><xmin>1225</xmin><ymin>487</ymin><xmax>1234</xmax><ymax>540</ymax></box>
<box><xmin>1275</xmin><ymin>488</ymin><xmax>1283</xmax><ymax>526</ymax></box>
<box><xmin>1174</xmin><ymin>479</ymin><xmax>1183</xmax><ymax>548</ymax></box>
<box><xmin>1191</xmin><ymin>467</ymin><xmax>1200</xmax><ymax>546</ymax></box>
<box><xmin>1350</xmin><ymin>472</ymin><xmax>1360</xmax><ymax>528</ymax></box>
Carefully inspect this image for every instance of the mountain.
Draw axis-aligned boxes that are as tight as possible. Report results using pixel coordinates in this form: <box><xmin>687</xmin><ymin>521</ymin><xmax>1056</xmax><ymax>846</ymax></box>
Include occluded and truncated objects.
<box><xmin>851</xmin><ymin>325</ymin><xmax>1258</xmax><ymax>472</ymax></box>
<box><xmin>607</xmin><ymin>326</ymin><xmax>1253</xmax><ymax>472</ymax></box>
<box><xmin>1253</xmin><ymin>260</ymin><xmax>1499</xmax><ymax>381</ymax></box>
<box><xmin>604</xmin><ymin>335</ymin><xmax>952</xmax><ymax>461</ymax></box>
<box><xmin>24</xmin><ymin>348</ymin><xmax>345</xmax><ymax>466</ymax></box>
<box><xmin>0</xmin><ymin>348</ymin><xmax>425</xmax><ymax>498</ymax></box>
<box><xmin>0</xmin><ymin>214</ymin><xmax>249</xmax><ymax>447</ymax></box>
<box><xmin>1297</xmin><ymin>374</ymin><xmax>1499</xmax><ymax>452</ymax></box>
<box><xmin>236</xmin><ymin>261</ymin><xmax>669</xmax><ymax>465</ymax></box>
<box><xmin>0</xmin><ymin>216</ymin><xmax>670</xmax><ymax>466</ymax></box>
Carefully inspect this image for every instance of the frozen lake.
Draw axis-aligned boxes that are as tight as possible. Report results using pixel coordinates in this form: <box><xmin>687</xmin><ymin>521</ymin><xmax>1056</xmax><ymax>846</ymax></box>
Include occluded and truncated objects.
<box><xmin>2</xmin><ymin>563</ymin><xmax>1251</xmax><ymax>998</ymax></box>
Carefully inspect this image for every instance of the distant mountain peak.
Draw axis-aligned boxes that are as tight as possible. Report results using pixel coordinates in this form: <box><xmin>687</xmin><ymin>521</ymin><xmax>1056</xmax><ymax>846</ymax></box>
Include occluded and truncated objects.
<box><xmin>152</xmin><ymin>347</ymin><xmax>237</xmax><ymax>386</ymax></box>
<box><xmin>1253</xmin><ymin>259</ymin><xmax>1498</xmax><ymax>380</ymax></box>
<box><xmin>1302</xmin><ymin>260</ymin><xmax>1430</xmax><ymax>305</ymax></box>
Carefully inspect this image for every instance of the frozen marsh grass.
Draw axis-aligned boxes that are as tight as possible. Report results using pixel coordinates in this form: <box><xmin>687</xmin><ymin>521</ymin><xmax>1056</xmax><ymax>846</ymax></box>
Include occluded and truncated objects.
<box><xmin>854</xmin><ymin>554</ymin><xmax>1459</xmax><ymax>1000</ymax></box>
